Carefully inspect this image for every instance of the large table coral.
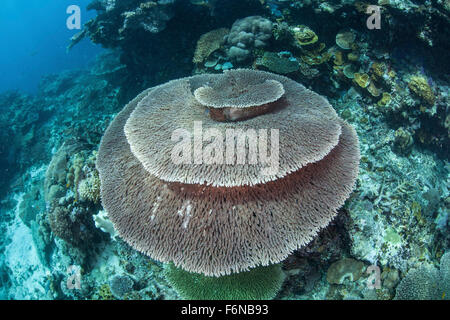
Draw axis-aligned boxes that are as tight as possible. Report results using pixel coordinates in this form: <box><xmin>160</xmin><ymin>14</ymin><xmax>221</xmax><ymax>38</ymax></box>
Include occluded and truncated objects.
<box><xmin>96</xmin><ymin>69</ymin><xmax>360</xmax><ymax>278</ymax></box>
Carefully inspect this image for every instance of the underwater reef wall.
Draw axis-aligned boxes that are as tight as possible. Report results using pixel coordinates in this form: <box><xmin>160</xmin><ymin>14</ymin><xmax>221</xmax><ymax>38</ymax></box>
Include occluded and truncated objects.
<box><xmin>73</xmin><ymin>1</ymin><xmax>450</xmax><ymax>77</ymax></box>
<box><xmin>69</xmin><ymin>0</ymin><xmax>265</xmax><ymax>99</ymax></box>
<box><xmin>68</xmin><ymin>0</ymin><xmax>450</xmax><ymax>157</ymax></box>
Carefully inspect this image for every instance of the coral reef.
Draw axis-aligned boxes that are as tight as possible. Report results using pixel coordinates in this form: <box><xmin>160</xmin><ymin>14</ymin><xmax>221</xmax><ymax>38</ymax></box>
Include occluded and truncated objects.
<box><xmin>395</xmin><ymin>251</ymin><xmax>450</xmax><ymax>300</ymax></box>
<box><xmin>225</xmin><ymin>16</ymin><xmax>273</xmax><ymax>63</ymax></box>
<box><xmin>0</xmin><ymin>92</ymin><xmax>48</xmax><ymax>196</ymax></box>
<box><xmin>109</xmin><ymin>274</ymin><xmax>134</xmax><ymax>299</ymax></box>
<box><xmin>97</xmin><ymin>69</ymin><xmax>359</xmax><ymax>280</ymax></box>
<box><xmin>0</xmin><ymin>0</ymin><xmax>449</xmax><ymax>301</ymax></box>
<box><xmin>43</xmin><ymin>145</ymin><xmax>106</xmax><ymax>253</ymax></box>
<box><xmin>120</xmin><ymin>1</ymin><xmax>175</xmax><ymax>34</ymax></box>
<box><xmin>192</xmin><ymin>28</ymin><xmax>229</xmax><ymax>64</ymax></box>
<box><xmin>69</xmin><ymin>0</ymin><xmax>265</xmax><ymax>95</ymax></box>
<box><xmin>0</xmin><ymin>58</ymin><xmax>182</xmax><ymax>300</ymax></box>
<box><xmin>256</xmin><ymin>51</ymin><xmax>300</xmax><ymax>74</ymax></box>
<box><xmin>408</xmin><ymin>75</ymin><xmax>435</xmax><ymax>106</ymax></box>
<box><xmin>326</xmin><ymin>258</ymin><xmax>365</xmax><ymax>285</ymax></box>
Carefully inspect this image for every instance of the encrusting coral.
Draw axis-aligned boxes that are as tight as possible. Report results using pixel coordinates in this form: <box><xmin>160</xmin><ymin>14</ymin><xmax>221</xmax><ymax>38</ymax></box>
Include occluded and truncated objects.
<box><xmin>97</xmin><ymin>69</ymin><xmax>360</xmax><ymax>278</ymax></box>
<box><xmin>326</xmin><ymin>258</ymin><xmax>365</xmax><ymax>284</ymax></box>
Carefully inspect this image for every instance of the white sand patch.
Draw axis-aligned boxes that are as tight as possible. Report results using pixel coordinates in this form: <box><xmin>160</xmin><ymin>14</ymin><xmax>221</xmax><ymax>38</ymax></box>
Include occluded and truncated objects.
<box><xmin>3</xmin><ymin>193</ymin><xmax>50</xmax><ymax>300</ymax></box>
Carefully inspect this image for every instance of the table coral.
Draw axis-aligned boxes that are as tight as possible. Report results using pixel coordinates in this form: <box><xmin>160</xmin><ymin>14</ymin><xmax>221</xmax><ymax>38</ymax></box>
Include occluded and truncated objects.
<box><xmin>225</xmin><ymin>16</ymin><xmax>273</xmax><ymax>62</ymax></box>
<box><xmin>97</xmin><ymin>69</ymin><xmax>360</xmax><ymax>279</ymax></box>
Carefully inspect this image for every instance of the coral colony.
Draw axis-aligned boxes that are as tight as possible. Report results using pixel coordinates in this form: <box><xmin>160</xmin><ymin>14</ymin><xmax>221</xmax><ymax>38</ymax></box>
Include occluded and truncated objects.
<box><xmin>96</xmin><ymin>70</ymin><xmax>359</xmax><ymax>298</ymax></box>
<box><xmin>0</xmin><ymin>0</ymin><xmax>448</xmax><ymax>300</ymax></box>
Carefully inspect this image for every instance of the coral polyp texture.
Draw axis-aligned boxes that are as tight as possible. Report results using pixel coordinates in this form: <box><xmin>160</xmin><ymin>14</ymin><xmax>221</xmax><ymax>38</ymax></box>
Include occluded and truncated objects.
<box><xmin>225</xmin><ymin>16</ymin><xmax>273</xmax><ymax>62</ymax></box>
<box><xmin>164</xmin><ymin>263</ymin><xmax>285</xmax><ymax>300</ymax></box>
<box><xmin>123</xmin><ymin>69</ymin><xmax>344</xmax><ymax>187</ymax></box>
<box><xmin>96</xmin><ymin>69</ymin><xmax>360</xmax><ymax>277</ymax></box>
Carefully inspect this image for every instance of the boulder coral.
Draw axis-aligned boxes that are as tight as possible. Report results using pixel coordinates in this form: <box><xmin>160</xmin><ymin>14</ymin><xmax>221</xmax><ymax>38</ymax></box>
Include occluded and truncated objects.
<box><xmin>96</xmin><ymin>69</ymin><xmax>360</xmax><ymax>277</ymax></box>
<box><xmin>225</xmin><ymin>16</ymin><xmax>273</xmax><ymax>62</ymax></box>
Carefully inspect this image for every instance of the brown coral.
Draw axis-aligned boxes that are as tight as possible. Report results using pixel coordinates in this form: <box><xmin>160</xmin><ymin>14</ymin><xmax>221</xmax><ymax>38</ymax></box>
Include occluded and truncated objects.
<box><xmin>97</xmin><ymin>69</ymin><xmax>360</xmax><ymax>276</ymax></box>
<box><xmin>334</xmin><ymin>51</ymin><xmax>344</xmax><ymax>66</ymax></box>
<box><xmin>194</xmin><ymin>76</ymin><xmax>285</xmax><ymax>121</ymax></box>
<box><xmin>377</xmin><ymin>92</ymin><xmax>392</xmax><ymax>106</ymax></box>
<box><xmin>193</xmin><ymin>28</ymin><xmax>229</xmax><ymax>64</ymax></box>
<box><xmin>193</xmin><ymin>72</ymin><xmax>285</xmax><ymax>109</ymax></box>
<box><xmin>408</xmin><ymin>76</ymin><xmax>435</xmax><ymax>106</ymax></box>
<box><xmin>292</xmin><ymin>25</ymin><xmax>318</xmax><ymax>46</ymax></box>
<box><xmin>124</xmin><ymin>70</ymin><xmax>342</xmax><ymax>187</ymax></box>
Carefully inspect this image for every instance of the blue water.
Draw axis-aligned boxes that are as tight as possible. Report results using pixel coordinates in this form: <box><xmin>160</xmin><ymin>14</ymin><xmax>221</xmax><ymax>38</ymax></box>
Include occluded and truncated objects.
<box><xmin>0</xmin><ymin>0</ymin><xmax>103</xmax><ymax>93</ymax></box>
